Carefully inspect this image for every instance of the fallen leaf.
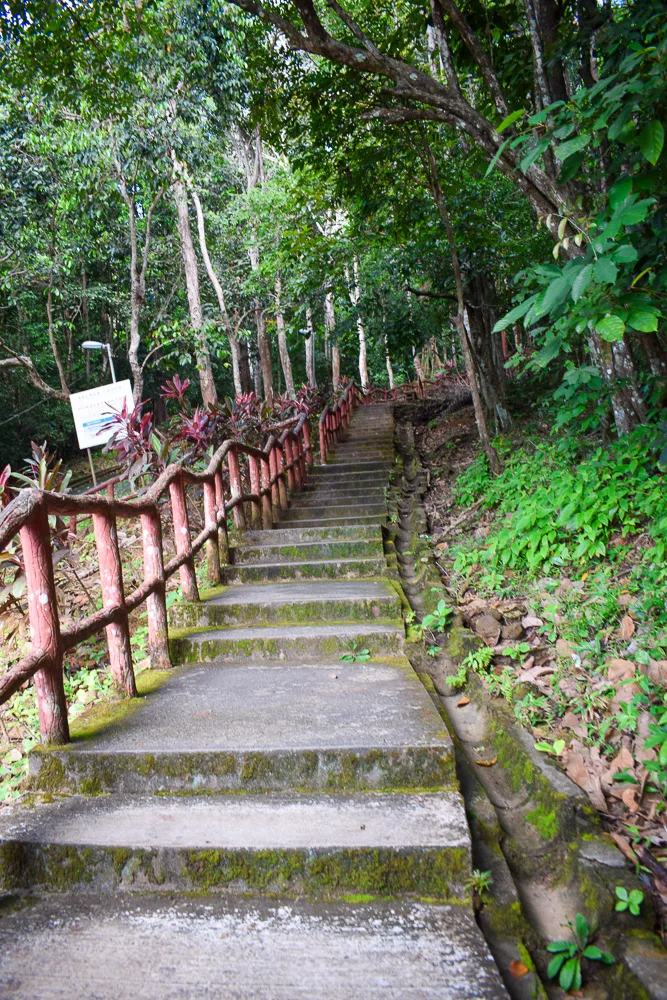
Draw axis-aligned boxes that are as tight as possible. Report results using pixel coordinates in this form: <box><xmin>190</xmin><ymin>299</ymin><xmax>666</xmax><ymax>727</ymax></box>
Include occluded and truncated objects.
<box><xmin>476</xmin><ymin>756</ymin><xmax>498</xmax><ymax>767</ymax></box>
<box><xmin>457</xmin><ymin>696</ymin><xmax>470</xmax><ymax>707</ymax></box>
<box><xmin>620</xmin><ymin>615</ymin><xmax>635</xmax><ymax>640</ymax></box>
<box><xmin>521</xmin><ymin>615</ymin><xmax>543</xmax><ymax>629</ymax></box>
<box><xmin>607</xmin><ymin>658</ymin><xmax>635</xmax><ymax>683</ymax></box>
<box><xmin>509</xmin><ymin>961</ymin><xmax>529</xmax><ymax>978</ymax></box>
<box><xmin>610</xmin><ymin>832</ymin><xmax>636</xmax><ymax>863</ymax></box>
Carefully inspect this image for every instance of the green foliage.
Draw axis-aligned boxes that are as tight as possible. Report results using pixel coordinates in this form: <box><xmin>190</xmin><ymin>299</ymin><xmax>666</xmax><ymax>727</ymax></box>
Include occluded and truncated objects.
<box><xmin>546</xmin><ymin>913</ymin><xmax>614</xmax><ymax>991</ymax></box>
<box><xmin>614</xmin><ymin>886</ymin><xmax>644</xmax><ymax>915</ymax></box>
<box><xmin>447</xmin><ymin>664</ymin><xmax>469</xmax><ymax>690</ymax></box>
<box><xmin>534</xmin><ymin>739</ymin><xmax>566</xmax><ymax>757</ymax></box>
<box><xmin>461</xmin><ymin>647</ymin><xmax>495</xmax><ymax>673</ymax></box>
<box><xmin>421</xmin><ymin>600</ymin><xmax>455</xmax><ymax>634</ymax></box>
<box><xmin>339</xmin><ymin>643</ymin><xmax>371</xmax><ymax>663</ymax></box>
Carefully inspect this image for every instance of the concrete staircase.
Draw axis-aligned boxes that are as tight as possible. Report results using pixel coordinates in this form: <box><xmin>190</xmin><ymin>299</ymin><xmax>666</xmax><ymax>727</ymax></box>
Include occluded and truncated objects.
<box><xmin>0</xmin><ymin>403</ymin><xmax>506</xmax><ymax>999</ymax></box>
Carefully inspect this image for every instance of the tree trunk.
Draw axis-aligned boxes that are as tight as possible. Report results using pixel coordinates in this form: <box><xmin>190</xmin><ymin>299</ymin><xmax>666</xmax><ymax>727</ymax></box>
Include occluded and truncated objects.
<box><xmin>346</xmin><ymin>258</ymin><xmax>369</xmax><ymax>391</ymax></box>
<box><xmin>639</xmin><ymin>332</ymin><xmax>667</xmax><ymax>379</ymax></box>
<box><xmin>323</xmin><ymin>289</ymin><xmax>335</xmax><ymax>362</ymax></box>
<box><xmin>384</xmin><ymin>332</ymin><xmax>395</xmax><ymax>389</ymax></box>
<box><xmin>191</xmin><ymin>188</ymin><xmax>242</xmax><ymax>395</ymax></box>
<box><xmin>275</xmin><ymin>275</ymin><xmax>295</xmax><ymax>396</ymax></box>
<box><xmin>332</xmin><ymin>341</ymin><xmax>341</xmax><ymax>389</ymax></box>
<box><xmin>305</xmin><ymin>306</ymin><xmax>317</xmax><ymax>388</ymax></box>
<box><xmin>239</xmin><ymin>338</ymin><xmax>252</xmax><ymax>394</ymax></box>
<box><xmin>589</xmin><ymin>329</ymin><xmax>647</xmax><ymax>435</ymax></box>
<box><xmin>172</xmin><ymin>179</ymin><xmax>217</xmax><ymax>409</ymax></box>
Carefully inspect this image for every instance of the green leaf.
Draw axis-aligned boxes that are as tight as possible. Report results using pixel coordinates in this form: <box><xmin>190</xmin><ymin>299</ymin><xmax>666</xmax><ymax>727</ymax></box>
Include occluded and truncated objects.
<box><xmin>596</xmin><ymin>315</ymin><xmax>625</xmax><ymax>341</ymax></box>
<box><xmin>608</xmin><ymin>177</ymin><xmax>632</xmax><ymax>210</ymax></box>
<box><xmin>535</xmin><ymin>741</ymin><xmax>556</xmax><ymax>753</ymax></box>
<box><xmin>559</xmin><ymin>957</ymin><xmax>580</xmax><ymax>992</ymax></box>
<box><xmin>572</xmin><ymin>264</ymin><xmax>593</xmax><ymax>302</ymax></box>
<box><xmin>575</xmin><ymin>913</ymin><xmax>590</xmax><ymax>942</ymax></box>
<box><xmin>619</xmin><ymin>198</ymin><xmax>654</xmax><ymax>226</ymax></box>
<box><xmin>594</xmin><ymin>258</ymin><xmax>618</xmax><ymax>284</ymax></box>
<box><xmin>533</xmin><ymin>335</ymin><xmax>564</xmax><ymax>366</ymax></box>
<box><xmin>612</xmin><ymin>244</ymin><xmax>638</xmax><ymax>263</ymax></box>
<box><xmin>583</xmin><ymin>945</ymin><xmax>603</xmax><ymax>959</ymax></box>
<box><xmin>534</xmin><ymin>276</ymin><xmax>570</xmax><ymax>317</ymax></box>
<box><xmin>495</xmin><ymin>109</ymin><xmax>525</xmax><ymax>133</ymax></box>
<box><xmin>615</xmin><ymin>886</ymin><xmax>629</xmax><ymax>901</ymax></box>
<box><xmin>492</xmin><ymin>294</ymin><xmax>537</xmax><ymax>332</ymax></box>
<box><xmin>547</xmin><ymin>954</ymin><xmax>566</xmax><ymax>979</ymax></box>
<box><xmin>519</xmin><ymin>139</ymin><xmax>549</xmax><ymax>174</ymax></box>
<box><xmin>639</xmin><ymin>120</ymin><xmax>664</xmax><ymax>165</ymax></box>
<box><xmin>601</xmin><ymin>952</ymin><xmax>615</xmax><ymax>965</ymax></box>
<box><xmin>627</xmin><ymin>308</ymin><xmax>659</xmax><ymax>332</ymax></box>
<box><xmin>484</xmin><ymin>136</ymin><xmax>512</xmax><ymax>178</ymax></box>
<box><xmin>546</xmin><ymin>940</ymin><xmax>572</xmax><ymax>953</ymax></box>
<box><xmin>555</xmin><ymin>134</ymin><xmax>590</xmax><ymax>161</ymax></box>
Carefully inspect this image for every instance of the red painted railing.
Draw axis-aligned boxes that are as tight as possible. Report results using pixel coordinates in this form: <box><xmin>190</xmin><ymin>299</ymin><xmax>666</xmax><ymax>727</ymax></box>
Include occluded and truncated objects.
<box><xmin>366</xmin><ymin>373</ymin><xmax>469</xmax><ymax>403</ymax></box>
<box><xmin>0</xmin><ymin>384</ymin><xmax>362</xmax><ymax>745</ymax></box>
<box><xmin>318</xmin><ymin>382</ymin><xmax>363</xmax><ymax>463</ymax></box>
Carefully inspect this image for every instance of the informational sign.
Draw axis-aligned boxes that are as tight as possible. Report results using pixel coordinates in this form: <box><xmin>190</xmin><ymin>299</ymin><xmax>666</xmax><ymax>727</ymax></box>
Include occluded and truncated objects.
<box><xmin>69</xmin><ymin>380</ymin><xmax>133</xmax><ymax>450</ymax></box>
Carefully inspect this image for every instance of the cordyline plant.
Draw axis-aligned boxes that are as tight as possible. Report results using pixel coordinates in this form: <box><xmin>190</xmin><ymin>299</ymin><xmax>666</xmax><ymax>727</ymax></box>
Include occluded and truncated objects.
<box><xmin>102</xmin><ymin>378</ymin><xmax>328</xmax><ymax>486</ymax></box>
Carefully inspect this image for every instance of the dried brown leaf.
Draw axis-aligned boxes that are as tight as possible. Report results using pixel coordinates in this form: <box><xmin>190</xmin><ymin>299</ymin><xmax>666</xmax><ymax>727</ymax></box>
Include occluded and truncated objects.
<box><xmin>457</xmin><ymin>696</ymin><xmax>470</xmax><ymax>707</ymax></box>
<box><xmin>476</xmin><ymin>756</ymin><xmax>498</xmax><ymax>767</ymax></box>
<box><xmin>620</xmin><ymin>615</ymin><xmax>636</xmax><ymax>640</ymax></box>
<box><xmin>509</xmin><ymin>961</ymin><xmax>529</xmax><ymax>978</ymax></box>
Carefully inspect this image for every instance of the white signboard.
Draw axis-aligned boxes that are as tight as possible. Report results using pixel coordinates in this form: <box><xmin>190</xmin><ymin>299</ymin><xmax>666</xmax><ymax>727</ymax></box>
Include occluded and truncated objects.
<box><xmin>69</xmin><ymin>380</ymin><xmax>133</xmax><ymax>450</ymax></box>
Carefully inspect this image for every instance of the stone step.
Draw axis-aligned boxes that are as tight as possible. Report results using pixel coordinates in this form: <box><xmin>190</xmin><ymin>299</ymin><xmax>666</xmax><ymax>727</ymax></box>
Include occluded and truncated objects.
<box><xmin>0</xmin><ymin>791</ymin><xmax>470</xmax><ymax>899</ymax></box>
<box><xmin>310</xmin><ymin>460</ymin><xmax>392</xmax><ymax>476</ymax></box>
<box><xmin>168</xmin><ymin>580</ymin><xmax>402</xmax><ymax>628</ymax></box>
<box><xmin>230</xmin><ymin>538</ymin><xmax>383</xmax><ymax>565</ymax></box>
<box><xmin>0</xmin><ymin>895</ymin><xmax>507</xmax><ymax>1000</ymax></box>
<box><xmin>291</xmin><ymin>490</ymin><xmax>385</xmax><ymax>508</ymax></box>
<box><xmin>276</xmin><ymin>515</ymin><xmax>384</xmax><ymax>528</ymax></box>
<box><xmin>170</xmin><ymin>622</ymin><xmax>404</xmax><ymax>663</ymax></box>
<box><xmin>221</xmin><ymin>555</ymin><xmax>387</xmax><ymax>582</ymax></box>
<box><xmin>282</xmin><ymin>504</ymin><xmax>386</xmax><ymax>522</ymax></box>
<box><xmin>242</xmin><ymin>525</ymin><xmax>380</xmax><ymax>543</ymax></box>
<box><xmin>28</xmin><ymin>660</ymin><xmax>456</xmax><ymax>795</ymax></box>
<box><xmin>302</xmin><ymin>480</ymin><xmax>387</xmax><ymax>494</ymax></box>
<box><xmin>300</xmin><ymin>472</ymin><xmax>389</xmax><ymax>488</ymax></box>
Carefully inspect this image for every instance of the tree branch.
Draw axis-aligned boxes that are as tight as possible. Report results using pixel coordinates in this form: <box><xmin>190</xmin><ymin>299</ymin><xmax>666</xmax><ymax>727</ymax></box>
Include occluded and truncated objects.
<box><xmin>434</xmin><ymin>0</ymin><xmax>508</xmax><ymax>116</ymax></box>
<box><xmin>0</xmin><ymin>343</ymin><xmax>69</xmax><ymax>401</ymax></box>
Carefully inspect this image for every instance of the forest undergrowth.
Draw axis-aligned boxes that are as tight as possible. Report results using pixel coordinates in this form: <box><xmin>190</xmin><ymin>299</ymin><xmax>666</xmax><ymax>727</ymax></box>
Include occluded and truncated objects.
<box><xmin>416</xmin><ymin>403</ymin><xmax>667</xmax><ymax>935</ymax></box>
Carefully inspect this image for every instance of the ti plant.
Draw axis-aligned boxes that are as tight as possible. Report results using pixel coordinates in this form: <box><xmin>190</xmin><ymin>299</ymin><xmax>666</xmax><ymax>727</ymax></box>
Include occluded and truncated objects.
<box><xmin>546</xmin><ymin>914</ymin><xmax>614</xmax><ymax>992</ymax></box>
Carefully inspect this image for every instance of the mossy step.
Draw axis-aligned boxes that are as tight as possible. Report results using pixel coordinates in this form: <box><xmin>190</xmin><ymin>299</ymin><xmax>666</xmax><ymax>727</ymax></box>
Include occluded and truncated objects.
<box><xmin>303</xmin><ymin>481</ymin><xmax>387</xmax><ymax>495</ymax></box>
<box><xmin>230</xmin><ymin>539</ymin><xmax>383</xmax><ymax>565</ymax></box>
<box><xmin>310</xmin><ymin>461</ymin><xmax>392</xmax><ymax>476</ymax></box>
<box><xmin>294</xmin><ymin>490</ymin><xmax>386</xmax><ymax>507</ymax></box>
<box><xmin>273</xmin><ymin>515</ymin><xmax>384</xmax><ymax>529</ymax></box>
<box><xmin>0</xmin><ymin>895</ymin><xmax>507</xmax><ymax>1000</ymax></box>
<box><xmin>282</xmin><ymin>505</ymin><xmax>386</xmax><ymax>522</ymax></box>
<box><xmin>168</xmin><ymin>580</ymin><xmax>402</xmax><ymax>628</ymax></box>
<box><xmin>242</xmin><ymin>525</ymin><xmax>380</xmax><ymax>543</ymax></box>
<box><xmin>221</xmin><ymin>556</ymin><xmax>387</xmax><ymax>582</ymax></box>
<box><xmin>0</xmin><ymin>791</ymin><xmax>470</xmax><ymax>900</ymax></box>
<box><xmin>170</xmin><ymin>622</ymin><xmax>404</xmax><ymax>663</ymax></box>
<box><xmin>27</xmin><ymin>661</ymin><xmax>455</xmax><ymax>794</ymax></box>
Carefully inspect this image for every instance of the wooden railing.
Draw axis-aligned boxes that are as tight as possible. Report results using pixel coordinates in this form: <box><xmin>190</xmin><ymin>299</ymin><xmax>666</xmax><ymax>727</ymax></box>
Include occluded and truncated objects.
<box><xmin>0</xmin><ymin>384</ymin><xmax>362</xmax><ymax>745</ymax></box>
<box><xmin>366</xmin><ymin>373</ymin><xmax>469</xmax><ymax>403</ymax></box>
<box><xmin>319</xmin><ymin>381</ymin><xmax>363</xmax><ymax>463</ymax></box>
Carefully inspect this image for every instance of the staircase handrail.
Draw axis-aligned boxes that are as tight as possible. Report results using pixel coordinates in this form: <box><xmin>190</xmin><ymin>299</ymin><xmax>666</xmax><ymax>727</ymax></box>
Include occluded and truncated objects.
<box><xmin>0</xmin><ymin>401</ymin><xmax>349</xmax><ymax>746</ymax></box>
<box><xmin>318</xmin><ymin>381</ymin><xmax>362</xmax><ymax>464</ymax></box>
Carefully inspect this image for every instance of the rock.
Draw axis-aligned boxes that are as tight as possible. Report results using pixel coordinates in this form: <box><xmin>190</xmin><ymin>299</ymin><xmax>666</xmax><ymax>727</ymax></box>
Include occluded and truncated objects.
<box><xmin>521</xmin><ymin>615</ymin><xmax>543</xmax><ymax>629</ymax></box>
<box><xmin>485</xmin><ymin>607</ymin><xmax>503</xmax><ymax>622</ymax></box>
<box><xmin>607</xmin><ymin>658</ymin><xmax>635</xmax><ymax>684</ymax></box>
<box><xmin>473</xmin><ymin>613</ymin><xmax>501</xmax><ymax>647</ymax></box>
<box><xmin>501</xmin><ymin>621</ymin><xmax>523</xmax><ymax>641</ymax></box>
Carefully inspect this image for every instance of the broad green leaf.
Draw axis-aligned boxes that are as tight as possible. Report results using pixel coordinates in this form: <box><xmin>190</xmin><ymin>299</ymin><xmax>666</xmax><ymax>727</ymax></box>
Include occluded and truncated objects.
<box><xmin>484</xmin><ymin>136</ymin><xmax>512</xmax><ymax>179</ymax></box>
<box><xmin>638</xmin><ymin>120</ymin><xmax>664</xmax><ymax>165</ymax></box>
<box><xmin>583</xmin><ymin>946</ymin><xmax>603</xmax><ymax>959</ymax></box>
<box><xmin>572</xmin><ymin>264</ymin><xmax>593</xmax><ymax>302</ymax></box>
<box><xmin>608</xmin><ymin>177</ymin><xmax>632</xmax><ymax>210</ymax></box>
<box><xmin>546</xmin><ymin>941</ymin><xmax>572</xmax><ymax>954</ymax></box>
<box><xmin>495</xmin><ymin>109</ymin><xmax>525</xmax><ymax>133</ymax></box>
<box><xmin>594</xmin><ymin>257</ymin><xmax>618</xmax><ymax>284</ymax></box>
<box><xmin>492</xmin><ymin>294</ymin><xmax>537</xmax><ymax>332</ymax></box>
<box><xmin>533</xmin><ymin>335</ymin><xmax>564</xmax><ymax>366</ymax></box>
<box><xmin>612</xmin><ymin>244</ymin><xmax>638</xmax><ymax>263</ymax></box>
<box><xmin>596</xmin><ymin>315</ymin><xmax>625</xmax><ymax>341</ymax></box>
<box><xmin>547</xmin><ymin>954</ymin><xmax>566</xmax><ymax>979</ymax></box>
<box><xmin>519</xmin><ymin>139</ymin><xmax>549</xmax><ymax>174</ymax></box>
<box><xmin>575</xmin><ymin>913</ymin><xmax>589</xmax><ymax>942</ymax></box>
<box><xmin>555</xmin><ymin>134</ymin><xmax>590</xmax><ymax>161</ymax></box>
<box><xmin>559</xmin><ymin>957</ymin><xmax>579</xmax><ymax>991</ymax></box>
<box><xmin>627</xmin><ymin>308</ymin><xmax>659</xmax><ymax>332</ymax></box>
<box><xmin>620</xmin><ymin>198</ymin><xmax>655</xmax><ymax>226</ymax></box>
<box><xmin>534</xmin><ymin>276</ymin><xmax>569</xmax><ymax>317</ymax></box>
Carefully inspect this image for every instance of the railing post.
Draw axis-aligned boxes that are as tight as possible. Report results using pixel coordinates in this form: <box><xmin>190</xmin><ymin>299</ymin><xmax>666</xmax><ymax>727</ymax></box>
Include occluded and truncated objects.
<box><xmin>169</xmin><ymin>472</ymin><xmax>199</xmax><ymax>602</ymax></box>
<box><xmin>227</xmin><ymin>445</ymin><xmax>246</xmax><ymax>530</ymax></box>
<box><xmin>260</xmin><ymin>455</ymin><xmax>273</xmax><ymax>529</ymax></box>
<box><xmin>268</xmin><ymin>447</ymin><xmax>280</xmax><ymax>518</ymax></box>
<box><xmin>203</xmin><ymin>479</ymin><xmax>221</xmax><ymax>586</ymax></box>
<box><xmin>284</xmin><ymin>436</ymin><xmax>296</xmax><ymax>492</ymax></box>
<box><xmin>214</xmin><ymin>469</ymin><xmax>230</xmax><ymax>565</ymax></box>
<box><xmin>292</xmin><ymin>435</ymin><xmax>303</xmax><ymax>490</ymax></box>
<box><xmin>297</xmin><ymin>431</ymin><xmax>307</xmax><ymax>484</ymax></box>
<box><xmin>248</xmin><ymin>454</ymin><xmax>262</xmax><ymax>529</ymax></box>
<box><xmin>302</xmin><ymin>421</ymin><xmax>314</xmax><ymax>467</ymax></box>
<box><xmin>140</xmin><ymin>509</ymin><xmax>172</xmax><ymax>670</ymax></box>
<box><xmin>277</xmin><ymin>445</ymin><xmax>288</xmax><ymax>510</ymax></box>
<box><xmin>20</xmin><ymin>498</ymin><xmax>69</xmax><ymax>745</ymax></box>
<box><xmin>92</xmin><ymin>510</ymin><xmax>136</xmax><ymax>697</ymax></box>
<box><xmin>319</xmin><ymin>418</ymin><xmax>328</xmax><ymax>465</ymax></box>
